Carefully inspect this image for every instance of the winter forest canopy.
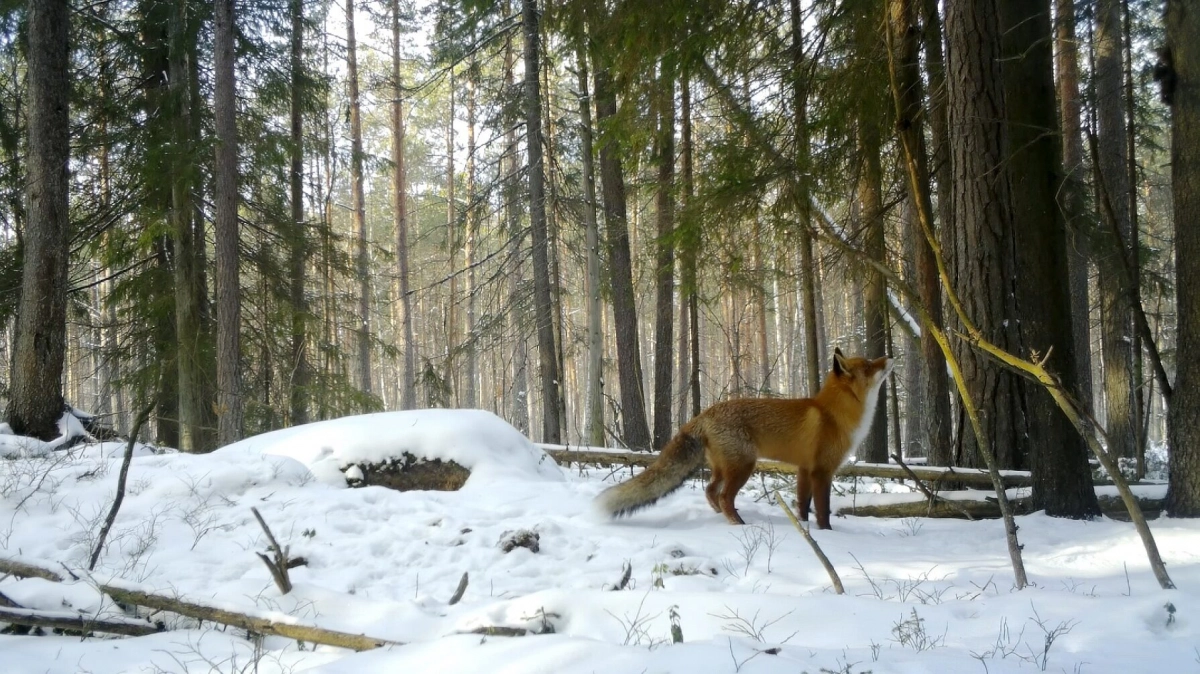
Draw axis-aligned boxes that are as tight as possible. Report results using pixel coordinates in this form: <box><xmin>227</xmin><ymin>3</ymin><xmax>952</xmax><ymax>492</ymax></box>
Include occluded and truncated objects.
<box><xmin>3</xmin><ymin>0</ymin><xmax>1200</xmax><ymax>519</ymax></box>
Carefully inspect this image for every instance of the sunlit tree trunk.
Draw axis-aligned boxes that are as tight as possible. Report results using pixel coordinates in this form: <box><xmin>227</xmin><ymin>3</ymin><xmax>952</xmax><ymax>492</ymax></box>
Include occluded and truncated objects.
<box><xmin>523</xmin><ymin>0</ymin><xmax>561</xmax><ymax>443</ymax></box>
<box><xmin>8</xmin><ymin>0</ymin><xmax>69</xmax><ymax>440</ymax></box>
<box><xmin>652</xmin><ymin>60</ymin><xmax>676</xmax><ymax>449</ymax></box>
<box><xmin>575</xmin><ymin>45</ymin><xmax>604</xmax><ymax>446</ymax></box>
<box><xmin>346</xmin><ymin>0</ymin><xmax>372</xmax><ymax>402</ymax></box>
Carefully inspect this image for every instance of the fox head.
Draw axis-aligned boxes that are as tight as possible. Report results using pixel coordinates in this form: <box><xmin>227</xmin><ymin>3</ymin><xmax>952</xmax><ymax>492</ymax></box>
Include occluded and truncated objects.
<box><xmin>830</xmin><ymin>347</ymin><xmax>894</xmax><ymax>397</ymax></box>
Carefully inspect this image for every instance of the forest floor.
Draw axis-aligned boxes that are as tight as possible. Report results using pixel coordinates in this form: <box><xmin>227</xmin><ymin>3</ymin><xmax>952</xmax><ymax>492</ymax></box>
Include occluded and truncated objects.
<box><xmin>1</xmin><ymin>409</ymin><xmax>1198</xmax><ymax>673</ymax></box>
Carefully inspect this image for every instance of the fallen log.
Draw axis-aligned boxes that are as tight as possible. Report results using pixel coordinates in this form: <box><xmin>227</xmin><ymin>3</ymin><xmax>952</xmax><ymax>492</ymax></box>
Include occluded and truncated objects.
<box><xmin>0</xmin><ymin>606</ymin><xmax>162</xmax><ymax>637</ymax></box>
<box><xmin>99</xmin><ymin>582</ymin><xmax>400</xmax><ymax>651</ymax></box>
<box><xmin>541</xmin><ymin>447</ymin><xmax>1033</xmax><ymax>489</ymax></box>
<box><xmin>837</xmin><ymin>494</ymin><xmax>1164</xmax><ymax>521</ymax></box>
<box><xmin>0</xmin><ymin>557</ymin><xmax>64</xmax><ymax>582</ymax></box>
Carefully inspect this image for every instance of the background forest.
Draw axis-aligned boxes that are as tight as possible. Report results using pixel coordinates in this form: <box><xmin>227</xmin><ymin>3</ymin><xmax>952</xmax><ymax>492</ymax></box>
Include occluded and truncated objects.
<box><xmin>3</xmin><ymin>0</ymin><xmax>1200</xmax><ymax>518</ymax></box>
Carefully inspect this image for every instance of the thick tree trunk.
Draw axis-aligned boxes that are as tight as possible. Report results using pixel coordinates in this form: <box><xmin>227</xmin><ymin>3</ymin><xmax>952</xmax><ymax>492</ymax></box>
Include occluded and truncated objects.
<box><xmin>1095</xmin><ymin>0</ymin><xmax>1137</xmax><ymax>460</ymax></box>
<box><xmin>288</xmin><ymin>0</ymin><xmax>309</xmax><ymax>426</ymax></box>
<box><xmin>576</xmin><ymin>48</ymin><xmax>605</xmax><ymax>447</ymax></box>
<box><xmin>998</xmin><ymin>0</ymin><xmax>1100</xmax><ymax>517</ymax></box>
<box><xmin>652</xmin><ymin>63</ymin><xmax>675</xmax><ymax>450</ymax></box>
<box><xmin>1167</xmin><ymin>0</ymin><xmax>1200</xmax><ymax>516</ymax></box>
<box><xmin>945</xmin><ymin>0</ymin><xmax>1026</xmax><ymax>471</ymax></box>
<box><xmin>346</xmin><ymin>0</ymin><xmax>372</xmax><ymax>401</ymax></box>
<box><xmin>502</xmin><ymin>23</ymin><xmax>530</xmax><ymax>434</ymax></box>
<box><xmin>214</xmin><ymin>0</ymin><xmax>241</xmax><ymax>446</ymax></box>
<box><xmin>168</xmin><ymin>0</ymin><xmax>204</xmax><ymax>451</ymax></box>
<box><xmin>1054</xmin><ymin>0</ymin><xmax>1095</xmax><ymax>419</ymax></box>
<box><xmin>8</xmin><ymin>0</ymin><xmax>69</xmax><ymax>441</ymax></box>
<box><xmin>593</xmin><ymin>66</ymin><xmax>651</xmax><ymax>450</ymax></box>
<box><xmin>523</xmin><ymin>0</ymin><xmax>562</xmax><ymax>444</ymax></box>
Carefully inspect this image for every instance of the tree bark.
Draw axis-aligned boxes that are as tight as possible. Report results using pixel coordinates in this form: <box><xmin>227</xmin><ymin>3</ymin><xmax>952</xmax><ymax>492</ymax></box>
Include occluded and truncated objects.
<box><xmin>652</xmin><ymin>62</ymin><xmax>676</xmax><ymax>450</ymax></box>
<box><xmin>214</xmin><ymin>0</ymin><xmax>242</xmax><ymax>446</ymax></box>
<box><xmin>593</xmin><ymin>66</ymin><xmax>651</xmax><ymax>450</ymax></box>
<box><xmin>503</xmin><ymin>20</ymin><xmax>530</xmax><ymax>434</ymax></box>
<box><xmin>392</xmin><ymin>0</ymin><xmax>416</xmax><ymax>411</ymax></box>
<box><xmin>945</xmin><ymin>0</ymin><xmax>1025</xmax><ymax>471</ymax></box>
<box><xmin>1054</xmin><ymin>0</ymin><xmax>1096</xmax><ymax>420</ymax></box>
<box><xmin>167</xmin><ymin>0</ymin><xmax>204</xmax><ymax>451</ymax></box>
<box><xmin>1095</xmin><ymin>0</ymin><xmax>1138</xmax><ymax>460</ymax></box>
<box><xmin>998</xmin><ymin>0</ymin><xmax>1100</xmax><ymax>517</ymax></box>
<box><xmin>576</xmin><ymin>46</ymin><xmax>605</xmax><ymax>447</ymax></box>
<box><xmin>288</xmin><ymin>0</ymin><xmax>309</xmax><ymax>427</ymax></box>
<box><xmin>1167</xmin><ymin>0</ymin><xmax>1200</xmax><ymax>516</ymax></box>
<box><xmin>523</xmin><ymin>0</ymin><xmax>562</xmax><ymax>443</ymax></box>
<box><xmin>346</xmin><ymin>0</ymin><xmax>372</xmax><ymax>401</ymax></box>
<box><xmin>886</xmin><ymin>0</ymin><xmax>952</xmax><ymax>467</ymax></box>
<box><xmin>682</xmin><ymin>73</ymin><xmax>701</xmax><ymax>420</ymax></box>
<box><xmin>790</xmin><ymin>0</ymin><xmax>822</xmax><ymax>397</ymax></box>
<box><xmin>8</xmin><ymin>0</ymin><xmax>69</xmax><ymax>441</ymax></box>
<box><xmin>465</xmin><ymin>60</ymin><xmax>479</xmax><ymax>409</ymax></box>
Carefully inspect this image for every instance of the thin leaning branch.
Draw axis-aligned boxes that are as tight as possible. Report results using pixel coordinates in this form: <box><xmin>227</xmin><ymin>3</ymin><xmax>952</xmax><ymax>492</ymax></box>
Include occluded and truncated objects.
<box><xmin>88</xmin><ymin>400</ymin><xmax>156</xmax><ymax>572</ymax></box>
<box><xmin>775</xmin><ymin>492</ymin><xmax>844</xmax><ymax>594</ymax></box>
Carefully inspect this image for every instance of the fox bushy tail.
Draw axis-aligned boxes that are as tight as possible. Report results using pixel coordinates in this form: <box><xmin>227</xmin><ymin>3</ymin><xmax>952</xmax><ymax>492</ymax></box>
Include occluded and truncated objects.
<box><xmin>595</xmin><ymin>427</ymin><xmax>705</xmax><ymax>518</ymax></box>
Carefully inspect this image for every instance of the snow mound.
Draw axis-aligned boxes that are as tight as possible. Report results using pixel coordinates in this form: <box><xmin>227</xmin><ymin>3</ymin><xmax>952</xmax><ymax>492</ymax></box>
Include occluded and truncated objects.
<box><xmin>216</xmin><ymin>408</ymin><xmax>564</xmax><ymax>487</ymax></box>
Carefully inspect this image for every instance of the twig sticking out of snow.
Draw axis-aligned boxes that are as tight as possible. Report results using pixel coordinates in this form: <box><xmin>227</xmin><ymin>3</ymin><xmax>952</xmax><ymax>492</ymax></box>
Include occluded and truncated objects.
<box><xmin>610</xmin><ymin>561</ymin><xmax>632</xmax><ymax>591</ymax></box>
<box><xmin>251</xmin><ymin>507</ymin><xmax>296</xmax><ymax>594</ymax></box>
<box><xmin>774</xmin><ymin>492</ymin><xmax>844</xmax><ymax>595</ymax></box>
<box><xmin>88</xmin><ymin>401</ymin><xmax>156</xmax><ymax>572</ymax></box>
<box><xmin>448</xmin><ymin>572</ymin><xmax>469</xmax><ymax>605</ymax></box>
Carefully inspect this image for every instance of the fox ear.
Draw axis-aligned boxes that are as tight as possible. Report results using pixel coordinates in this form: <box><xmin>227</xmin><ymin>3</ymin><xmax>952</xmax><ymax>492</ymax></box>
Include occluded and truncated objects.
<box><xmin>833</xmin><ymin>349</ymin><xmax>848</xmax><ymax>376</ymax></box>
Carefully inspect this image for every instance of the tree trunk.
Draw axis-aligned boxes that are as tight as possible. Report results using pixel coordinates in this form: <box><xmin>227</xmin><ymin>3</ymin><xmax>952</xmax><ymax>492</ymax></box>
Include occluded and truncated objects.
<box><xmin>1167</xmin><ymin>0</ymin><xmax>1200</xmax><ymax>516</ymax></box>
<box><xmin>8</xmin><ymin>0</ymin><xmax>69</xmax><ymax>440</ymax></box>
<box><xmin>346</xmin><ymin>0</ymin><xmax>372</xmax><ymax>402</ymax></box>
<box><xmin>998</xmin><ymin>0</ymin><xmax>1100</xmax><ymax>517</ymax></box>
<box><xmin>392</xmin><ymin>0</ymin><xmax>416</xmax><ymax>411</ymax></box>
<box><xmin>523</xmin><ymin>0</ymin><xmax>561</xmax><ymax>444</ymax></box>
<box><xmin>1054</xmin><ymin>0</ymin><xmax>1095</xmax><ymax>420</ymax></box>
<box><xmin>465</xmin><ymin>60</ymin><xmax>479</xmax><ymax>409</ymax></box>
<box><xmin>503</xmin><ymin>20</ymin><xmax>530</xmax><ymax>434</ymax></box>
<box><xmin>446</xmin><ymin>69</ymin><xmax>458</xmax><ymax>403</ymax></box>
<box><xmin>288</xmin><ymin>0</ymin><xmax>309</xmax><ymax>426</ymax></box>
<box><xmin>790</xmin><ymin>0</ymin><xmax>821</xmax><ymax>397</ymax></box>
<box><xmin>213</xmin><ymin>0</ymin><xmax>241</xmax><ymax>446</ymax></box>
<box><xmin>945</xmin><ymin>0</ymin><xmax>1025</xmax><ymax>471</ymax></box>
<box><xmin>1094</xmin><ymin>0</ymin><xmax>1137</xmax><ymax>460</ymax></box>
<box><xmin>856</xmin><ymin>67</ymin><xmax>888</xmax><ymax>464</ymax></box>
<box><xmin>652</xmin><ymin>62</ymin><xmax>676</xmax><ymax>450</ymax></box>
<box><xmin>576</xmin><ymin>46</ymin><xmax>605</xmax><ymax>447</ymax></box>
<box><xmin>167</xmin><ymin>0</ymin><xmax>204</xmax><ymax>451</ymax></box>
<box><xmin>886</xmin><ymin>0</ymin><xmax>953</xmax><ymax>468</ymax></box>
<box><xmin>681</xmin><ymin>72</ymin><xmax>701</xmax><ymax>421</ymax></box>
<box><xmin>593</xmin><ymin>66</ymin><xmax>651</xmax><ymax>450</ymax></box>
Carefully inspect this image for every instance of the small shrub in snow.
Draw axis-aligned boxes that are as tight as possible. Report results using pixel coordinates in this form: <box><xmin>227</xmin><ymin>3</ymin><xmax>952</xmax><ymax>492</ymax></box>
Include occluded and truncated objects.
<box><xmin>890</xmin><ymin>608</ymin><xmax>946</xmax><ymax>652</ymax></box>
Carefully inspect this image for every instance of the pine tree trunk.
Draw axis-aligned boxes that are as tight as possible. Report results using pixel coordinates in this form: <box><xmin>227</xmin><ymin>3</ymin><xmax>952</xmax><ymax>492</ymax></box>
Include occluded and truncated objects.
<box><xmin>790</xmin><ymin>0</ymin><xmax>822</xmax><ymax>397</ymax></box>
<box><xmin>1054</xmin><ymin>0</ymin><xmax>1096</xmax><ymax>420</ymax></box>
<box><xmin>523</xmin><ymin>0</ymin><xmax>561</xmax><ymax>444</ymax></box>
<box><xmin>857</xmin><ymin>66</ymin><xmax>889</xmax><ymax>464</ymax></box>
<box><xmin>682</xmin><ymin>74</ymin><xmax>701</xmax><ymax>420</ymax></box>
<box><xmin>502</xmin><ymin>22</ymin><xmax>530</xmax><ymax>434</ymax></box>
<box><xmin>392</xmin><ymin>0</ymin><xmax>417</xmax><ymax>411</ymax></box>
<box><xmin>575</xmin><ymin>47</ymin><xmax>605</xmax><ymax>447</ymax></box>
<box><xmin>346</xmin><ymin>0</ymin><xmax>372</xmax><ymax>401</ymax></box>
<box><xmin>887</xmin><ymin>0</ymin><xmax>953</xmax><ymax>468</ymax></box>
<box><xmin>945</xmin><ymin>0</ymin><xmax>1025</xmax><ymax>470</ymax></box>
<box><xmin>1095</xmin><ymin>0</ymin><xmax>1137</xmax><ymax>460</ymax></box>
<box><xmin>8</xmin><ymin>0</ymin><xmax>69</xmax><ymax>441</ymax></box>
<box><xmin>652</xmin><ymin>63</ymin><xmax>676</xmax><ymax>450</ymax></box>
<box><xmin>214</xmin><ymin>0</ymin><xmax>242</xmax><ymax>446</ymax></box>
<box><xmin>1166</xmin><ymin>0</ymin><xmax>1200</xmax><ymax>516</ymax></box>
<box><xmin>446</xmin><ymin>70</ymin><xmax>458</xmax><ymax>403</ymax></box>
<box><xmin>288</xmin><ymin>0</ymin><xmax>309</xmax><ymax>426</ymax></box>
<box><xmin>465</xmin><ymin>61</ymin><xmax>479</xmax><ymax>410</ymax></box>
<box><xmin>998</xmin><ymin>0</ymin><xmax>1100</xmax><ymax>517</ymax></box>
<box><xmin>593</xmin><ymin>66</ymin><xmax>651</xmax><ymax>450</ymax></box>
<box><xmin>168</xmin><ymin>0</ymin><xmax>204</xmax><ymax>451</ymax></box>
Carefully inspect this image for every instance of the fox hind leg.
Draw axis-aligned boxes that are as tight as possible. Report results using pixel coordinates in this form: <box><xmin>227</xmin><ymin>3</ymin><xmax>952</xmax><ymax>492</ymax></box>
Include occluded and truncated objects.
<box><xmin>705</xmin><ymin>466</ymin><xmax>724</xmax><ymax>513</ymax></box>
<box><xmin>718</xmin><ymin>455</ymin><xmax>755</xmax><ymax>525</ymax></box>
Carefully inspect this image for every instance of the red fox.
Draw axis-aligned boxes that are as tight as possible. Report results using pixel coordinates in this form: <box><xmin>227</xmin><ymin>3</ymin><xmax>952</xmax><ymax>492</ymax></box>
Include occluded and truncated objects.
<box><xmin>596</xmin><ymin>349</ymin><xmax>893</xmax><ymax>529</ymax></box>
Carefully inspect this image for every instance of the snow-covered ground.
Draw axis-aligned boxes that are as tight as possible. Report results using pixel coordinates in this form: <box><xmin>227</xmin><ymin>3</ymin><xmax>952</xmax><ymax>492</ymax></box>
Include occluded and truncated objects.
<box><xmin>2</xmin><ymin>409</ymin><xmax>1198</xmax><ymax>673</ymax></box>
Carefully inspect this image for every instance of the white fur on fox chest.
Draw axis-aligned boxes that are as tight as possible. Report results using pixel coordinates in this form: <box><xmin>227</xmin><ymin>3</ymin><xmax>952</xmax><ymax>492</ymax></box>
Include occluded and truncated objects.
<box><xmin>847</xmin><ymin>378</ymin><xmax>884</xmax><ymax>456</ymax></box>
